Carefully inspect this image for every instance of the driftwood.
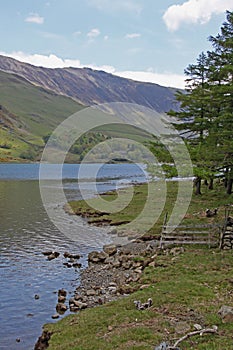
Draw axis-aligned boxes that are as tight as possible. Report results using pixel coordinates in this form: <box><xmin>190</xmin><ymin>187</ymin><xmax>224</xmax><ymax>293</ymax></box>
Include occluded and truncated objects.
<box><xmin>171</xmin><ymin>326</ymin><xmax>218</xmax><ymax>348</ymax></box>
<box><xmin>154</xmin><ymin>326</ymin><xmax>218</xmax><ymax>350</ymax></box>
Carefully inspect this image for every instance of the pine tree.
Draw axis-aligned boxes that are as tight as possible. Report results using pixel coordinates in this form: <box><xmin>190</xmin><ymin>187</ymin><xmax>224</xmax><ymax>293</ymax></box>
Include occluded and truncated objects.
<box><xmin>169</xmin><ymin>52</ymin><xmax>213</xmax><ymax>194</ymax></box>
<box><xmin>207</xmin><ymin>11</ymin><xmax>233</xmax><ymax>193</ymax></box>
<box><xmin>169</xmin><ymin>11</ymin><xmax>233</xmax><ymax>195</ymax></box>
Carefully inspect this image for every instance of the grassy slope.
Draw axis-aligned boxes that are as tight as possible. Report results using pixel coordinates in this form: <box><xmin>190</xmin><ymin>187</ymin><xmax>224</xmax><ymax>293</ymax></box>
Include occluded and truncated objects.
<box><xmin>0</xmin><ymin>70</ymin><xmax>83</xmax><ymax>160</ymax></box>
<box><xmin>0</xmin><ymin>71</ymin><xmax>84</xmax><ymax>136</ymax></box>
<box><xmin>45</xmin><ymin>249</ymin><xmax>233</xmax><ymax>350</ymax></box>
<box><xmin>0</xmin><ymin>70</ymin><xmax>154</xmax><ymax>162</ymax></box>
<box><xmin>69</xmin><ymin>181</ymin><xmax>232</xmax><ymax>235</ymax></box>
<box><xmin>45</xmin><ymin>182</ymin><xmax>233</xmax><ymax>349</ymax></box>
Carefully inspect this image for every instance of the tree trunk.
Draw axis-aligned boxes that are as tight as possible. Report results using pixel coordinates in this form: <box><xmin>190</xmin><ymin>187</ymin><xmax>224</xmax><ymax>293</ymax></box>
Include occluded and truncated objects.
<box><xmin>226</xmin><ymin>178</ymin><xmax>233</xmax><ymax>195</ymax></box>
<box><xmin>224</xmin><ymin>168</ymin><xmax>229</xmax><ymax>188</ymax></box>
<box><xmin>204</xmin><ymin>179</ymin><xmax>208</xmax><ymax>186</ymax></box>
<box><xmin>208</xmin><ymin>178</ymin><xmax>214</xmax><ymax>190</ymax></box>
<box><xmin>194</xmin><ymin>177</ymin><xmax>202</xmax><ymax>195</ymax></box>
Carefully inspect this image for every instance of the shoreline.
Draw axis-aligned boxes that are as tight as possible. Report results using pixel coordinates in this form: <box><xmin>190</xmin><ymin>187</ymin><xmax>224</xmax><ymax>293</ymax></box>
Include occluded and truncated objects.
<box><xmin>34</xmin><ymin>237</ymin><xmax>161</xmax><ymax>349</ymax></box>
<box><xmin>34</xmin><ymin>181</ymin><xmax>233</xmax><ymax>349</ymax></box>
<box><xmin>35</xmin><ymin>241</ymin><xmax>233</xmax><ymax>350</ymax></box>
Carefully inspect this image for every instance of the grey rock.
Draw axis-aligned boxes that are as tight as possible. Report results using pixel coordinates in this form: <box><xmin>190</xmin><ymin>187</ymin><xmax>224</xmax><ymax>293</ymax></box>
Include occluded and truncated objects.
<box><xmin>218</xmin><ymin>305</ymin><xmax>233</xmax><ymax>322</ymax></box>
<box><xmin>108</xmin><ymin>286</ymin><xmax>117</xmax><ymax>293</ymax></box>
<box><xmin>86</xmin><ymin>289</ymin><xmax>96</xmax><ymax>296</ymax></box>
<box><xmin>154</xmin><ymin>342</ymin><xmax>169</xmax><ymax>350</ymax></box>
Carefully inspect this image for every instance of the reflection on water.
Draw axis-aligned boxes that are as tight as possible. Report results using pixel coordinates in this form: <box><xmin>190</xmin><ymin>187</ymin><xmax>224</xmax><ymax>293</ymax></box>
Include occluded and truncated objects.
<box><xmin>0</xmin><ymin>180</ymin><xmax>89</xmax><ymax>350</ymax></box>
<box><xmin>0</xmin><ymin>163</ymin><xmax>147</xmax><ymax>350</ymax></box>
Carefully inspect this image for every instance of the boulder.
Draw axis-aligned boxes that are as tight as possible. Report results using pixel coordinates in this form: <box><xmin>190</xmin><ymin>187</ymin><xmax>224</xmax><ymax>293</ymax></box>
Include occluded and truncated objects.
<box><xmin>71</xmin><ymin>300</ymin><xmax>88</xmax><ymax>310</ymax></box>
<box><xmin>47</xmin><ymin>252</ymin><xmax>60</xmax><ymax>260</ymax></box>
<box><xmin>86</xmin><ymin>289</ymin><xmax>96</xmax><ymax>297</ymax></box>
<box><xmin>103</xmin><ymin>244</ymin><xmax>117</xmax><ymax>256</ymax></box>
<box><xmin>218</xmin><ymin>305</ymin><xmax>233</xmax><ymax>323</ymax></box>
<box><xmin>104</xmin><ymin>256</ymin><xmax>115</xmax><ymax>265</ymax></box>
<box><xmin>42</xmin><ymin>251</ymin><xmax>53</xmax><ymax>256</ymax></box>
<box><xmin>56</xmin><ymin>303</ymin><xmax>68</xmax><ymax>314</ymax></box>
<box><xmin>34</xmin><ymin>330</ymin><xmax>51</xmax><ymax>350</ymax></box>
<box><xmin>58</xmin><ymin>295</ymin><xmax>66</xmax><ymax>303</ymax></box>
<box><xmin>63</xmin><ymin>262</ymin><xmax>72</xmax><ymax>268</ymax></box>
<box><xmin>58</xmin><ymin>289</ymin><xmax>67</xmax><ymax>297</ymax></box>
<box><xmin>64</xmin><ymin>252</ymin><xmax>81</xmax><ymax>259</ymax></box>
<box><xmin>73</xmin><ymin>263</ymin><xmax>82</xmax><ymax>268</ymax></box>
<box><xmin>74</xmin><ymin>294</ymin><xmax>83</xmax><ymax>301</ymax></box>
<box><xmin>108</xmin><ymin>286</ymin><xmax>117</xmax><ymax>294</ymax></box>
<box><xmin>88</xmin><ymin>251</ymin><xmax>108</xmax><ymax>263</ymax></box>
<box><xmin>112</xmin><ymin>258</ymin><xmax>121</xmax><ymax>268</ymax></box>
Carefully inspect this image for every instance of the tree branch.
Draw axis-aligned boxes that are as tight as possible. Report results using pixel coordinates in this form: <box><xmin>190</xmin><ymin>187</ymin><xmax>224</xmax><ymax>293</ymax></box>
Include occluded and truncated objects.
<box><xmin>170</xmin><ymin>326</ymin><xmax>218</xmax><ymax>349</ymax></box>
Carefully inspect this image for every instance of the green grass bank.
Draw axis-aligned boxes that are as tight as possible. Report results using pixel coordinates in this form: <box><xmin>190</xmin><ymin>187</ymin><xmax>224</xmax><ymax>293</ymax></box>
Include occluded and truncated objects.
<box><xmin>42</xmin><ymin>181</ymin><xmax>233</xmax><ymax>349</ymax></box>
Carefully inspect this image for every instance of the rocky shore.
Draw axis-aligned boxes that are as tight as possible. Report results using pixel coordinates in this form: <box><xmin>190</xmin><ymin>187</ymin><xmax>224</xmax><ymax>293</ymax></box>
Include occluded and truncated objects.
<box><xmin>34</xmin><ymin>238</ymin><xmax>165</xmax><ymax>349</ymax></box>
<box><xmin>73</xmin><ymin>240</ymin><xmax>160</xmax><ymax>309</ymax></box>
<box><xmin>34</xmin><ymin>239</ymin><xmax>233</xmax><ymax>350</ymax></box>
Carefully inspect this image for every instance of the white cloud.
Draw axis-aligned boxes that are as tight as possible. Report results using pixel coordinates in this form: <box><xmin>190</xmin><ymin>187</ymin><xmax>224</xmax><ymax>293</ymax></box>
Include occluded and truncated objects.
<box><xmin>125</xmin><ymin>33</ymin><xmax>141</xmax><ymax>39</ymax></box>
<box><xmin>87</xmin><ymin>0</ymin><xmax>142</xmax><ymax>15</ymax></box>
<box><xmin>25</xmin><ymin>13</ymin><xmax>44</xmax><ymax>24</ymax></box>
<box><xmin>87</xmin><ymin>28</ymin><xmax>101</xmax><ymax>39</ymax></box>
<box><xmin>0</xmin><ymin>51</ymin><xmax>185</xmax><ymax>88</ymax></box>
<box><xmin>0</xmin><ymin>51</ymin><xmax>81</xmax><ymax>68</ymax></box>
<box><xmin>163</xmin><ymin>0</ymin><xmax>233</xmax><ymax>31</ymax></box>
<box><xmin>115</xmin><ymin>70</ymin><xmax>185</xmax><ymax>89</ymax></box>
<box><xmin>104</xmin><ymin>35</ymin><xmax>109</xmax><ymax>40</ymax></box>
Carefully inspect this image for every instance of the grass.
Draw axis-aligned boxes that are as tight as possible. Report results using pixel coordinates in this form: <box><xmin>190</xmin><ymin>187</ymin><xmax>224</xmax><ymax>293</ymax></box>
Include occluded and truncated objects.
<box><xmin>0</xmin><ymin>70</ymin><xmax>154</xmax><ymax>162</ymax></box>
<box><xmin>0</xmin><ymin>70</ymin><xmax>160</xmax><ymax>162</ymax></box>
<box><xmin>44</xmin><ymin>182</ymin><xmax>233</xmax><ymax>349</ymax></box>
<box><xmin>0</xmin><ymin>70</ymin><xmax>84</xmax><ymax>161</ymax></box>
<box><xmin>68</xmin><ymin>180</ymin><xmax>233</xmax><ymax>236</ymax></box>
<box><xmin>0</xmin><ymin>71</ymin><xmax>83</xmax><ymax>137</ymax></box>
<box><xmin>44</xmin><ymin>248</ymin><xmax>233</xmax><ymax>350</ymax></box>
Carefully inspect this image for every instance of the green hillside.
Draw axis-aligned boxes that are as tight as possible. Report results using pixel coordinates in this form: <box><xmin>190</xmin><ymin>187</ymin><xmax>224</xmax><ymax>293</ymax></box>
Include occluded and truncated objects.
<box><xmin>0</xmin><ymin>70</ymin><xmax>84</xmax><ymax>161</ymax></box>
<box><xmin>0</xmin><ymin>70</ymin><xmax>157</xmax><ymax>162</ymax></box>
<box><xmin>0</xmin><ymin>70</ymin><xmax>156</xmax><ymax>162</ymax></box>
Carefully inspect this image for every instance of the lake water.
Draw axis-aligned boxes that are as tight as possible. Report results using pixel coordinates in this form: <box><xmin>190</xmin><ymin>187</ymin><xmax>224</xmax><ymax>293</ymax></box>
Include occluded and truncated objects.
<box><xmin>0</xmin><ymin>163</ymin><xmax>147</xmax><ymax>350</ymax></box>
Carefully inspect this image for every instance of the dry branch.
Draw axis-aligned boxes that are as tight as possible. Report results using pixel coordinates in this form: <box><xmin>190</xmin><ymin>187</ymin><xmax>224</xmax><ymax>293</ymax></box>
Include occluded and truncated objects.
<box><xmin>170</xmin><ymin>326</ymin><xmax>218</xmax><ymax>349</ymax></box>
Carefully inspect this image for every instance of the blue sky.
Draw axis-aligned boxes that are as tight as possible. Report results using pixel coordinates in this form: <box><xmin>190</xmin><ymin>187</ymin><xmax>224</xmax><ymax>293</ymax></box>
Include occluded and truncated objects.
<box><xmin>0</xmin><ymin>0</ymin><xmax>232</xmax><ymax>88</ymax></box>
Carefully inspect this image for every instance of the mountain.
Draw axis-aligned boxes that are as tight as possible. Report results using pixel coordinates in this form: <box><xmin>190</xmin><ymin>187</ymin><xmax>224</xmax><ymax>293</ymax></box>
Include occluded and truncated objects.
<box><xmin>0</xmin><ymin>70</ymin><xmax>83</xmax><ymax>161</ymax></box>
<box><xmin>0</xmin><ymin>55</ymin><xmax>180</xmax><ymax>113</ymax></box>
<box><xmin>0</xmin><ymin>55</ymin><xmax>181</xmax><ymax>162</ymax></box>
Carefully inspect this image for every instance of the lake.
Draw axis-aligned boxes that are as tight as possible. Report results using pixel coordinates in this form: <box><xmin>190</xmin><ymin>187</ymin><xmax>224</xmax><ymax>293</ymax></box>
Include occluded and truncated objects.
<box><xmin>0</xmin><ymin>163</ymin><xmax>147</xmax><ymax>350</ymax></box>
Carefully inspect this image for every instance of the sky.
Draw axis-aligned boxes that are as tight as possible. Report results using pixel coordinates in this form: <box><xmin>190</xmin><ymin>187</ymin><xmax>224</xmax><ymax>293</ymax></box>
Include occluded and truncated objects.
<box><xmin>0</xmin><ymin>0</ymin><xmax>232</xmax><ymax>88</ymax></box>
